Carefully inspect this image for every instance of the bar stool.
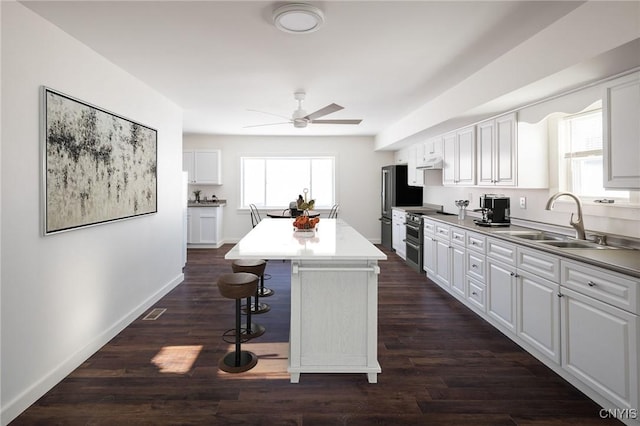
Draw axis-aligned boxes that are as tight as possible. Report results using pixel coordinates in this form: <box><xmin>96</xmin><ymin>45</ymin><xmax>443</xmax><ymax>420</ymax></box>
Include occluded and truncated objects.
<box><xmin>217</xmin><ymin>272</ymin><xmax>259</xmax><ymax>373</ymax></box>
<box><xmin>232</xmin><ymin>259</ymin><xmax>271</xmax><ymax>315</ymax></box>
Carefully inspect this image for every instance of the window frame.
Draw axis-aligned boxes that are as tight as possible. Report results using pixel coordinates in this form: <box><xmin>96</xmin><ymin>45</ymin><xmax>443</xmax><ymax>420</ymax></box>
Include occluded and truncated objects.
<box><xmin>240</xmin><ymin>155</ymin><xmax>336</xmax><ymax>209</ymax></box>
<box><xmin>558</xmin><ymin>108</ymin><xmax>631</xmax><ymax>203</ymax></box>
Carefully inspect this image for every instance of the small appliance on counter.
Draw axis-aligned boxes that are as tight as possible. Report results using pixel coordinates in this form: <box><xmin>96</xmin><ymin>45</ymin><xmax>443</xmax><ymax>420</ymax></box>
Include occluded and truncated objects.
<box><xmin>473</xmin><ymin>194</ymin><xmax>510</xmax><ymax>227</ymax></box>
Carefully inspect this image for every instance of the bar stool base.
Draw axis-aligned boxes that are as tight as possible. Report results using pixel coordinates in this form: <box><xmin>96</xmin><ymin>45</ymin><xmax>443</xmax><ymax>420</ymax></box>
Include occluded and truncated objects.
<box><xmin>242</xmin><ymin>302</ymin><xmax>271</xmax><ymax>315</ymax></box>
<box><xmin>219</xmin><ymin>351</ymin><xmax>257</xmax><ymax>373</ymax></box>
<box><xmin>241</xmin><ymin>322</ymin><xmax>265</xmax><ymax>339</ymax></box>
<box><xmin>257</xmin><ymin>287</ymin><xmax>274</xmax><ymax>297</ymax></box>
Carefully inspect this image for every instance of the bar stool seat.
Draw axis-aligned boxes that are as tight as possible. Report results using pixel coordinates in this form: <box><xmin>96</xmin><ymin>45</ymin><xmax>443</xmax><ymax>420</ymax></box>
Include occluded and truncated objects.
<box><xmin>232</xmin><ymin>259</ymin><xmax>271</xmax><ymax>315</ymax></box>
<box><xmin>217</xmin><ymin>272</ymin><xmax>259</xmax><ymax>373</ymax></box>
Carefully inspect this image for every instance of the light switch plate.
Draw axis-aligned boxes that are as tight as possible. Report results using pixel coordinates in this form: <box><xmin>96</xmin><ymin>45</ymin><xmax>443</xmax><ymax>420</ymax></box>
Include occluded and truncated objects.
<box><xmin>519</xmin><ymin>197</ymin><xmax>526</xmax><ymax>209</ymax></box>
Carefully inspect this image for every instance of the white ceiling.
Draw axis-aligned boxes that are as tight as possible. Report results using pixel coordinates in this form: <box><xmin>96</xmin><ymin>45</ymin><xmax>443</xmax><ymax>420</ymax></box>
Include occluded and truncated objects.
<box><xmin>19</xmin><ymin>1</ymin><xmax>638</xmax><ymax>145</ymax></box>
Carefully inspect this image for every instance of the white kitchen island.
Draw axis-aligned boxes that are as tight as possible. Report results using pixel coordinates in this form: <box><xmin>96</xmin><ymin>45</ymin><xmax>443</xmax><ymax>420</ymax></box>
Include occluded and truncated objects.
<box><xmin>225</xmin><ymin>218</ymin><xmax>387</xmax><ymax>383</ymax></box>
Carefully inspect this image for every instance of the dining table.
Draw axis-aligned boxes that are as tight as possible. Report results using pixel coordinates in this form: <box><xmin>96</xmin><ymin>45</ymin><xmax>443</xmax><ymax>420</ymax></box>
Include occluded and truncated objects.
<box><xmin>225</xmin><ymin>218</ymin><xmax>386</xmax><ymax>383</ymax></box>
<box><xmin>266</xmin><ymin>209</ymin><xmax>321</xmax><ymax>218</ymax></box>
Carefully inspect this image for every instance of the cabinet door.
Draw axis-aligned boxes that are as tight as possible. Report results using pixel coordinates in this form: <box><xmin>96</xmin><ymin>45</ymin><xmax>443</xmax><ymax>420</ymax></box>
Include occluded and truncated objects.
<box><xmin>434</xmin><ymin>238</ymin><xmax>450</xmax><ymax>288</ymax></box>
<box><xmin>451</xmin><ymin>245</ymin><xmax>466</xmax><ymax>299</ymax></box>
<box><xmin>442</xmin><ymin>132</ymin><xmax>456</xmax><ymax>185</ymax></box>
<box><xmin>494</xmin><ymin>113</ymin><xmax>517</xmax><ymax>186</ymax></box>
<box><xmin>183</xmin><ymin>151</ymin><xmax>195</xmax><ymax>183</ymax></box>
<box><xmin>407</xmin><ymin>145</ymin><xmax>423</xmax><ymax>187</ymax></box>
<box><xmin>603</xmin><ymin>72</ymin><xmax>640</xmax><ymax>189</ymax></box>
<box><xmin>197</xmin><ymin>210</ymin><xmax>218</xmax><ymax>244</ymax></box>
<box><xmin>561</xmin><ymin>287</ymin><xmax>639</xmax><ymax>410</ymax></box>
<box><xmin>517</xmin><ymin>270</ymin><xmax>560</xmax><ymax>364</ymax></box>
<box><xmin>456</xmin><ymin>126</ymin><xmax>476</xmax><ymax>185</ymax></box>
<box><xmin>194</xmin><ymin>151</ymin><xmax>221</xmax><ymax>184</ymax></box>
<box><xmin>487</xmin><ymin>258</ymin><xmax>517</xmax><ymax>333</ymax></box>
<box><xmin>423</xmin><ymin>237</ymin><xmax>436</xmax><ymax>276</ymax></box>
<box><xmin>477</xmin><ymin>120</ymin><xmax>494</xmax><ymax>185</ymax></box>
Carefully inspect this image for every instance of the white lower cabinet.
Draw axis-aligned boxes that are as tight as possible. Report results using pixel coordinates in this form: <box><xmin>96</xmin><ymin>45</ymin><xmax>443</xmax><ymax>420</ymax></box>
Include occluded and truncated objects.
<box><xmin>187</xmin><ymin>207</ymin><xmax>223</xmax><ymax>247</ymax></box>
<box><xmin>466</xmin><ymin>276</ymin><xmax>486</xmax><ymax>312</ymax></box>
<box><xmin>434</xmin><ymin>238</ymin><xmax>451</xmax><ymax>288</ymax></box>
<box><xmin>517</xmin><ymin>269</ymin><xmax>560</xmax><ymax>363</ymax></box>
<box><xmin>486</xmin><ymin>257</ymin><xmax>518</xmax><ymax>333</ymax></box>
<box><xmin>392</xmin><ymin>209</ymin><xmax>406</xmax><ymax>259</ymax></box>
<box><xmin>421</xmin><ymin>219</ymin><xmax>640</xmax><ymax>421</ymax></box>
<box><xmin>561</xmin><ymin>286</ymin><xmax>638</xmax><ymax>410</ymax></box>
<box><xmin>451</xmin><ymin>244</ymin><xmax>466</xmax><ymax>299</ymax></box>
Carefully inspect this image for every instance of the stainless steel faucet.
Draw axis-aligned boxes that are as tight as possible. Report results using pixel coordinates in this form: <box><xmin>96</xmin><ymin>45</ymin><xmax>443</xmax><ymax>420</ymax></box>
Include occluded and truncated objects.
<box><xmin>545</xmin><ymin>192</ymin><xmax>586</xmax><ymax>240</ymax></box>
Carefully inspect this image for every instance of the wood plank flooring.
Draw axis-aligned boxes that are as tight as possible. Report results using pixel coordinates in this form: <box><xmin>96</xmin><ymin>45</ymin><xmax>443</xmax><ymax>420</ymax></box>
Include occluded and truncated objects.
<box><xmin>11</xmin><ymin>245</ymin><xmax>621</xmax><ymax>425</ymax></box>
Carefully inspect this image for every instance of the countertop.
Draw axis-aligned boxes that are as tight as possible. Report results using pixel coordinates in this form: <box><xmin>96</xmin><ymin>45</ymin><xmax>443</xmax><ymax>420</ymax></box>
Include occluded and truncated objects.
<box><xmin>225</xmin><ymin>218</ymin><xmax>387</xmax><ymax>261</ymax></box>
<box><xmin>420</xmin><ymin>213</ymin><xmax>640</xmax><ymax>279</ymax></box>
<box><xmin>187</xmin><ymin>199</ymin><xmax>226</xmax><ymax>207</ymax></box>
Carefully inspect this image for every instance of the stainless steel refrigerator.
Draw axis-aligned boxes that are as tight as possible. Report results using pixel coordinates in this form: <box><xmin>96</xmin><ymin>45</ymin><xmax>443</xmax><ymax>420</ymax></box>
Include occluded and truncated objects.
<box><xmin>380</xmin><ymin>165</ymin><xmax>423</xmax><ymax>249</ymax></box>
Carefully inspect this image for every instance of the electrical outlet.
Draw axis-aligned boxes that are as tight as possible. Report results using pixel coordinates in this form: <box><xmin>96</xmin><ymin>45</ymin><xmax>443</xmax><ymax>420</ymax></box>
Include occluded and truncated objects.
<box><xmin>519</xmin><ymin>196</ymin><xmax>526</xmax><ymax>209</ymax></box>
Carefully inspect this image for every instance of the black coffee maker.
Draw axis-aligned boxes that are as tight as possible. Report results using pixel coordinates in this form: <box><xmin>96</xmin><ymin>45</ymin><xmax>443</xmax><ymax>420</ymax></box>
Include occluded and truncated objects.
<box><xmin>474</xmin><ymin>195</ymin><xmax>510</xmax><ymax>227</ymax></box>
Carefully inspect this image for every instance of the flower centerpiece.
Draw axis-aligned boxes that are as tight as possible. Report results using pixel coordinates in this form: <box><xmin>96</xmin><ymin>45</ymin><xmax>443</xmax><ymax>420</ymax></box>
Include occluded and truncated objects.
<box><xmin>293</xmin><ymin>188</ymin><xmax>319</xmax><ymax>233</ymax></box>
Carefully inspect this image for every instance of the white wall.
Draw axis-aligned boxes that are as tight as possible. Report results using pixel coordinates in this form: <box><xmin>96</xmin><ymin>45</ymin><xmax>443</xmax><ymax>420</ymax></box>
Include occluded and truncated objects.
<box><xmin>1</xmin><ymin>3</ymin><xmax>184</xmax><ymax>424</ymax></box>
<box><xmin>183</xmin><ymin>134</ymin><xmax>394</xmax><ymax>243</ymax></box>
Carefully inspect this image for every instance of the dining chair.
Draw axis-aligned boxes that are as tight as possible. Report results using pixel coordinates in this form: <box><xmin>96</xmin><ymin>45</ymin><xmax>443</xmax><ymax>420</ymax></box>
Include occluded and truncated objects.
<box><xmin>328</xmin><ymin>204</ymin><xmax>339</xmax><ymax>218</ymax></box>
<box><xmin>249</xmin><ymin>204</ymin><xmax>262</xmax><ymax>228</ymax></box>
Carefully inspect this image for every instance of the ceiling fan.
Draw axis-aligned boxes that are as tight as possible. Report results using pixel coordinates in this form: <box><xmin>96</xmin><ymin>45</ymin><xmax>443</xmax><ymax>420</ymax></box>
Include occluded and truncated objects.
<box><xmin>245</xmin><ymin>92</ymin><xmax>362</xmax><ymax>129</ymax></box>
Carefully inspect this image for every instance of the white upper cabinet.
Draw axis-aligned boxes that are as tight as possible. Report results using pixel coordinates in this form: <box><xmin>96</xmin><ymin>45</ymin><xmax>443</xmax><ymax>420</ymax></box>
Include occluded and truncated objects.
<box><xmin>478</xmin><ymin>112</ymin><xmax>548</xmax><ymax>188</ymax></box>
<box><xmin>477</xmin><ymin>113</ymin><xmax>517</xmax><ymax>186</ymax></box>
<box><xmin>603</xmin><ymin>72</ymin><xmax>640</xmax><ymax>189</ymax></box>
<box><xmin>443</xmin><ymin>126</ymin><xmax>475</xmax><ymax>186</ymax></box>
<box><xmin>406</xmin><ymin>145</ymin><xmax>424</xmax><ymax>187</ymax></box>
<box><xmin>183</xmin><ymin>150</ymin><xmax>222</xmax><ymax>185</ymax></box>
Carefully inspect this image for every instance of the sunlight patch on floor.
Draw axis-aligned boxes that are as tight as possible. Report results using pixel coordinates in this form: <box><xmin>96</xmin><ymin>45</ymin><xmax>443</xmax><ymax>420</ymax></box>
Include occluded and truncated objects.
<box><xmin>217</xmin><ymin>341</ymin><xmax>290</xmax><ymax>380</ymax></box>
<box><xmin>151</xmin><ymin>345</ymin><xmax>203</xmax><ymax>374</ymax></box>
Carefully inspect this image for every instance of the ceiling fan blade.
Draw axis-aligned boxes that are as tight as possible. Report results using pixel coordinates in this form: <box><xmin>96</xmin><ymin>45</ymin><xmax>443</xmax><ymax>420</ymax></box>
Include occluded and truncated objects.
<box><xmin>311</xmin><ymin>119</ymin><xmax>363</xmax><ymax>125</ymax></box>
<box><xmin>304</xmin><ymin>103</ymin><xmax>344</xmax><ymax>121</ymax></box>
<box><xmin>247</xmin><ymin>109</ymin><xmax>291</xmax><ymax>120</ymax></box>
<box><xmin>243</xmin><ymin>121</ymin><xmax>291</xmax><ymax>128</ymax></box>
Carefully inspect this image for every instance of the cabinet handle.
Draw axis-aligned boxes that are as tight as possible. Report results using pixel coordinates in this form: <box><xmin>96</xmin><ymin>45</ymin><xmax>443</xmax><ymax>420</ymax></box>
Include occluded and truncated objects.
<box><xmin>471</xmin><ymin>291</ymin><xmax>478</xmax><ymax>296</ymax></box>
<box><xmin>472</xmin><ymin>264</ymin><xmax>478</xmax><ymax>268</ymax></box>
<box><xmin>510</xmin><ymin>272</ymin><xmax>515</xmax><ymax>276</ymax></box>
<box><xmin>471</xmin><ymin>241</ymin><xmax>477</xmax><ymax>245</ymax></box>
<box><xmin>557</xmin><ymin>293</ymin><xmax>563</xmax><ymax>298</ymax></box>
<box><xmin>587</xmin><ymin>281</ymin><xmax>597</xmax><ymax>287</ymax></box>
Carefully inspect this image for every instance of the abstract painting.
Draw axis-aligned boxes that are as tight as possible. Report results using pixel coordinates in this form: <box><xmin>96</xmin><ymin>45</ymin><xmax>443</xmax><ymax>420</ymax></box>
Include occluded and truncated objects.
<box><xmin>43</xmin><ymin>87</ymin><xmax>157</xmax><ymax>234</ymax></box>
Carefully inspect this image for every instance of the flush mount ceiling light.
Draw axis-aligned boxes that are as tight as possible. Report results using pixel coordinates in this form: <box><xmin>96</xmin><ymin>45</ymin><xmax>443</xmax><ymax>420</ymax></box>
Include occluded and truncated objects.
<box><xmin>273</xmin><ymin>3</ymin><xmax>325</xmax><ymax>34</ymax></box>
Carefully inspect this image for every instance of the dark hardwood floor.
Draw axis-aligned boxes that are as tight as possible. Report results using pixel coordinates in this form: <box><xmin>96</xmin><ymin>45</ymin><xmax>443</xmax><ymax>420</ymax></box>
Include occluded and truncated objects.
<box><xmin>12</xmin><ymin>245</ymin><xmax>620</xmax><ymax>425</ymax></box>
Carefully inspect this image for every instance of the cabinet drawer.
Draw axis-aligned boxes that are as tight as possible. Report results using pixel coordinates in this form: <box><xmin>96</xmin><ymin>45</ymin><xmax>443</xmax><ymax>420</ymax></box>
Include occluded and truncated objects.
<box><xmin>434</xmin><ymin>223</ymin><xmax>450</xmax><ymax>241</ymax></box>
<box><xmin>451</xmin><ymin>227</ymin><xmax>466</xmax><ymax>247</ymax></box>
<box><xmin>466</xmin><ymin>251</ymin><xmax>486</xmax><ymax>282</ymax></box>
<box><xmin>467</xmin><ymin>277</ymin><xmax>486</xmax><ymax>312</ymax></box>
<box><xmin>423</xmin><ymin>219</ymin><xmax>436</xmax><ymax>235</ymax></box>
<box><xmin>517</xmin><ymin>247</ymin><xmax>560</xmax><ymax>283</ymax></box>
<box><xmin>487</xmin><ymin>238</ymin><xmax>517</xmax><ymax>266</ymax></box>
<box><xmin>466</xmin><ymin>231</ymin><xmax>486</xmax><ymax>254</ymax></box>
<box><xmin>561</xmin><ymin>260</ymin><xmax>639</xmax><ymax>314</ymax></box>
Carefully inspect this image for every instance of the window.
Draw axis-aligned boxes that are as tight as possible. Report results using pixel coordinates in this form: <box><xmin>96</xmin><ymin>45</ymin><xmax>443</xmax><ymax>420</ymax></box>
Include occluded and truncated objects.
<box><xmin>241</xmin><ymin>156</ymin><xmax>335</xmax><ymax>208</ymax></box>
<box><xmin>559</xmin><ymin>110</ymin><xmax>629</xmax><ymax>201</ymax></box>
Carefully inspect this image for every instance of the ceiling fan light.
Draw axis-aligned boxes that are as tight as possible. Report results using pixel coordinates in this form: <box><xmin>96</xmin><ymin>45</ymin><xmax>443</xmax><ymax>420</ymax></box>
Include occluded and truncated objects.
<box><xmin>273</xmin><ymin>3</ymin><xmax>324</xmax><ymax>34</ymax></box>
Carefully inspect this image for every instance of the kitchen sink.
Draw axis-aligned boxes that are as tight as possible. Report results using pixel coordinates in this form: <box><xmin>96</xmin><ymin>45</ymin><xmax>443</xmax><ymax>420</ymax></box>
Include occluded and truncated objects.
<box><xmin>492</xmin><ymin>230</ymin><xmax>567</xmax><ymax>241</ymax></box>
<box><xmin>538</xmin><ymin>240</ymin><xmax>618</xmax><ymax>249</ymax></box>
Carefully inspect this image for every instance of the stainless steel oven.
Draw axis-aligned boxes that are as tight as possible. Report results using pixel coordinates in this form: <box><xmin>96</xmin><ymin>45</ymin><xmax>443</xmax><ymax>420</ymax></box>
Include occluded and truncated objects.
<box><xmin>405</xmin><ymin>212</ymin><xmax>423</xmax><ymax>272</ymax></box>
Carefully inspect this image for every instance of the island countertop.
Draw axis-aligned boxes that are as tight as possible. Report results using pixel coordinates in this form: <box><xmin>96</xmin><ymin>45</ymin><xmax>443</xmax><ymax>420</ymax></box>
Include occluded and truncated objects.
<box><xmin>225</xmin><ymin>218</ymin><xmax>386</xmax><ymax>261</ymax></box>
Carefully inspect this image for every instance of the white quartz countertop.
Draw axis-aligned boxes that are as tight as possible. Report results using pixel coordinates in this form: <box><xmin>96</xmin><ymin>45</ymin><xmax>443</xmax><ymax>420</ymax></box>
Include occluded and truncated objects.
<box><xmin>225</xmin><ymin>218</ymin><xmax>387</xmax><ymax>261</ymax></box>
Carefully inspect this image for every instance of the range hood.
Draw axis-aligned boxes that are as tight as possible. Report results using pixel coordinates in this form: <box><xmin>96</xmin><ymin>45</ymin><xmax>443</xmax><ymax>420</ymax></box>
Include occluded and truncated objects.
<box><xmin>416</xmin><ymin>156</ymin><xmax>443</xmax><ymax>170</ymax></box>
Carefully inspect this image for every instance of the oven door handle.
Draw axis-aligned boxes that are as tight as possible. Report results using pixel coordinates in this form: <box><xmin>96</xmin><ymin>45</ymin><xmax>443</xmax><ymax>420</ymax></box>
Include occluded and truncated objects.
<box><xmin>406</xmin><ymin>224</ymin><xmax>421</xmax><ymax>232</ymax></box>
<box><xmin>405</xmin><ymin>240</ymin><xmax>421</xmax><ymax>250</ymax></box>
